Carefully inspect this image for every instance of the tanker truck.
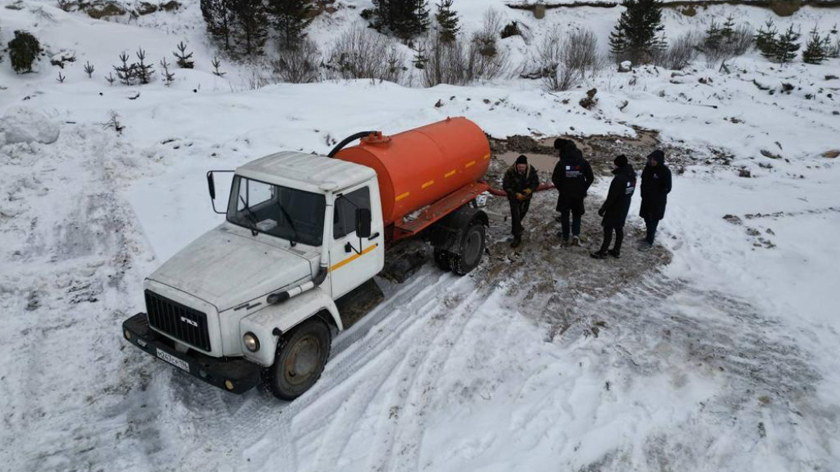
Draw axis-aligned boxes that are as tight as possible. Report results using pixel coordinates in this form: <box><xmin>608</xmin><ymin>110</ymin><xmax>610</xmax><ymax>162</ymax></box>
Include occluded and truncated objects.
<box><xmin>121</xmin><ymin>117</ymin><xmax>493</xmax><ymax>400</ymax></box>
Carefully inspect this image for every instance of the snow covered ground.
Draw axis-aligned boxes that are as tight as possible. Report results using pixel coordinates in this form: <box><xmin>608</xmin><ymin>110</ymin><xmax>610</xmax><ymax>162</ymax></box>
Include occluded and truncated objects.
<box><xmin>1</xmin><ymin>0</ymin><xmax>840</xmax><ymax>471</ymax></box>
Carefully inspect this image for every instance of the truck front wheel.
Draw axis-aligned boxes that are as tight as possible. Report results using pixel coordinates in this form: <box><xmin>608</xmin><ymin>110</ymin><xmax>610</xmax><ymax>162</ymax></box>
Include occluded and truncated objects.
<box><xmin>266</xmin><ymin>318</ymin><xmax>331</xmax><ymax>401</ymax></box>
<box><xmin>452</xmin><ymin>222</ymin><xmax>486</xmax><ymax>276</ymax></box>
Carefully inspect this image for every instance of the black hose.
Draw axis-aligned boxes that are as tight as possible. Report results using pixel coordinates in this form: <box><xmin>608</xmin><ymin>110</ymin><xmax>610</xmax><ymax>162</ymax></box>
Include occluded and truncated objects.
<box><xmin>328</xmin><ymin>131</ymin><xmax>376</xmax><ymax>158</ymax></box>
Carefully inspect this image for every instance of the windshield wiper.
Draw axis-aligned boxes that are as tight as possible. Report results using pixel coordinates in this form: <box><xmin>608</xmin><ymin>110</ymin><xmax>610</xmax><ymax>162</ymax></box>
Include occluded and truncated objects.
<box><xmin>238</xmin><ymin>195</ymin><xmax>259</xmax><ymax>237</ymax></box>
<box><xmin>277</xmin><ymin>202</ymin><xmax>299</xmax><ymax>247</ymax></box>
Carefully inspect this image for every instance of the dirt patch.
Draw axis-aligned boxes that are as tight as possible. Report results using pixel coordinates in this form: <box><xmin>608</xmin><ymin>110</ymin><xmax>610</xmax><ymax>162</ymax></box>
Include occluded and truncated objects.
<box><xmin>491</xmin><ymin>127</ymin><xmax>692</xmax><ymax>176</ymax></box>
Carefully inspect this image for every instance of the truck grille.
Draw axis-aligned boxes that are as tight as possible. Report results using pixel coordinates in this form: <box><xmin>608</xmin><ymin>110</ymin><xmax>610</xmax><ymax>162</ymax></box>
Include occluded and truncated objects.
<box><xmin>145</xmin><ymin>290</ymin><xmax>211</xmax><ymax>352</ymax></box>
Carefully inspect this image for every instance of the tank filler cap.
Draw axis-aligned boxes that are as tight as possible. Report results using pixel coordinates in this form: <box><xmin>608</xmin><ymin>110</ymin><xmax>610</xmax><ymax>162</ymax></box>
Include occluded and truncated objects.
<box><xmin>362</xmin><ymin>131</ymin><xmax>391</xmax><ymax>145</ymax></box>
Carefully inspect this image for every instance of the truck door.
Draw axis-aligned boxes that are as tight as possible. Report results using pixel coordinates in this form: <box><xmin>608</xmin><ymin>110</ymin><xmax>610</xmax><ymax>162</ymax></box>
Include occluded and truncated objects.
<box><xmin>329</xmin><ymin>184</ymin><xmax>384</xmax><ymax>298</ymax></box>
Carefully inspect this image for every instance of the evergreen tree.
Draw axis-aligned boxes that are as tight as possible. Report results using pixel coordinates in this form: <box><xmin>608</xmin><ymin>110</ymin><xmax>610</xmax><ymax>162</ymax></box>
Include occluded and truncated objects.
<box><xmin>608</xmin><ymin>0</ymin><xmax>665</xmax><ymax>64</ymax></box>
<box><xmin>372</xmin><ymin>0</ymin><xmax>430</xmax><ymax>40</ymax></box>
<box><xmin>802</xmin><ymin>26</ymin><xmax>826</xmax><ymax>64</ymax></box>
<box><xmin>774</xmin><ymin>25</ymin><xmax>800</xmax><ymax>64</ymax></box>
<box><xmin>231</xmin><ymin>0</ymin><xmax>268</xmax><ymax>56</ymax></box>
<box><xmin>701</xmin><ymin>19</ymin><xmax>723</xmax><ymax>52</ymax></box>
<box><xmin>201</xmin><ymin>0</ymin><xmax>235</xmax><ymax>51</ymax></box>
<box><xmin>412</xmin><ymin>44</ymin><xmax>428</xmax><ymax>69</ymax></box>
<box><xmin>268</xmin><ymin>0</ymin><xmax>316</xmax><ymax>48</ymax></box>
<box><xmin>435</xmin><ymin>0</ymin><xmax>460</xmax><ymax>43</ymax></box>
<box><xmin>720</xmin><ymin>14</ymin><xmax>736</xmax><ymax>40</ymax></box>
<box><xmin>174</xmin><ymin>41</ymin><xmax>195</xmax><ymax>68</ymax></box>
<box><xmin>755</xmin><ymin>19</ymin><xmax>778</xmax><ymax>59</ymax></box>
<box><xmin>8</xmin><ymin>30</ymin><xmax>42</xmax><ymax>74</ymax></box>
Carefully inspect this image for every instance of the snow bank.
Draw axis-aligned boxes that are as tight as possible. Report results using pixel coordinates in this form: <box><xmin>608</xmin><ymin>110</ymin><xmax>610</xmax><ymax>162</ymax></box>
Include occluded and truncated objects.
<box><xmin>0</xmin><ymin>107</ymin><xmax>60</xmax><ymax>146</ymax></box>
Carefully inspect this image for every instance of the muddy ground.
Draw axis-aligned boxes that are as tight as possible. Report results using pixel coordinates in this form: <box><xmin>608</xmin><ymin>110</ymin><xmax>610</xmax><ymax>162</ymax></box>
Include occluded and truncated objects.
<box><xmin>386</xmin><ymin>132</ymin><xmax>686</xmax><ymax>339</ymax></box>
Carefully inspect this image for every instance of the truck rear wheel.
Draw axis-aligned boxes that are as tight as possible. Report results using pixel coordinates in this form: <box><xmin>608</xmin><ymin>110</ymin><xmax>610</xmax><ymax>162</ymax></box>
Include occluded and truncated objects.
<box><xmin>266</xmin><ymin>318</ymin><xmax>331</xmax><ymax>401</ymax></box>
<box><xmin>452</xmin><ymin>222</ymin><xmax>485</xmax><ymax>276</ymax></box>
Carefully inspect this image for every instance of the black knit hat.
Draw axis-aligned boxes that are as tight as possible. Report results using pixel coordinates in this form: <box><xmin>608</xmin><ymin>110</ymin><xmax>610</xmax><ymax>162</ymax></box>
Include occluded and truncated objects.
<box><xmin>614</xmin><ymin>154</ymin><xmax>628</xmax><ymax>167</ymax></box>
<box><xmin>515</xmin><ymin>155</ymin><xmax>528</xmax><ymax>165</ymax></box>
<box><xmin>554</xmin><ymin>138</ymin><xmax>577</xmax><ymax>154</ymax></box>
<box><xmin>647</xmin><ymin>150</ymin><xmax>665</xmax><ymax>164</ymax></box>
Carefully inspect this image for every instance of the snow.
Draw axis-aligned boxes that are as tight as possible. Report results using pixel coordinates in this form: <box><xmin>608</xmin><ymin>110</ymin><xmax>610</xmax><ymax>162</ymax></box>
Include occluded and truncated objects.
<box><xmin>2</xmin><ymin>0</ymin><xmax>840</xmax><ymax>471</ymax></box>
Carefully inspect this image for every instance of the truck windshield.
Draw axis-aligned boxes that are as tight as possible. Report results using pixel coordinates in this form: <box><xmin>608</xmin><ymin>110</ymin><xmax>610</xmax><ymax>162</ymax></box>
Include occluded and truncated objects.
<box><xmin>226</xmin><ymin>176</ymin><xmax>326</xmax><ymax>246</ymax></box>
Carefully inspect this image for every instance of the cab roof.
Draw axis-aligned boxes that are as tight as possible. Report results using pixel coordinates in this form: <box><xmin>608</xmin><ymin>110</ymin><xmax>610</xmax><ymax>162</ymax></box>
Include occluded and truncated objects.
<box><xmin>236</xmin><ymin>151</ymin><xmax>375</xmax><ymax>194</ymax></box>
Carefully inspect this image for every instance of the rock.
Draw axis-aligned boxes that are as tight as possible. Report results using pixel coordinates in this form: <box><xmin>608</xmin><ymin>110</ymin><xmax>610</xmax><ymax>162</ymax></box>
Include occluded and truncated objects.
<box><xmin>739</xmin><ymin>168</ymin><xmax>751</xmax><ymax>178</ymax></box>
<box><xmin>822</xmin><ymin>149</ymin><xmax>839</xmax><ymax>158</ymax></box>
<box><xmin>434</xmin><ymin>99</ymin><xmax>444</xmax><ymax>108</ymax></box>
<box><xmin>137</xmin><ymin>1</ymin><xmax>158</xmax><ymax>15</ymax></box>
<box><xmin>760</xmin><ymin>150</ymin><xmax>782</xmax><ymax>160</ymax></box>
<box><xmin>618</xmin><ymin>61</ymin><xmax>632</xmax><ymax>73</ymax></box>
<box><xmin>85</xmin><ymin>1</ymin><xmax>127</xmax><ymax>18</ymax></box>
<box><xmin>723</xmin><ymin>214</ymin><xmax>743</xmax><ymax>225</ymax></box>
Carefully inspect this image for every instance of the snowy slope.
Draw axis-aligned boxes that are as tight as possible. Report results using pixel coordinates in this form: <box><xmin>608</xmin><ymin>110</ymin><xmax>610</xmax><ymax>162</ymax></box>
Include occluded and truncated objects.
<box><xmin>2</xmin><ymin>0</ymin><xmax>840</xmax><ymax>471</ymax></box>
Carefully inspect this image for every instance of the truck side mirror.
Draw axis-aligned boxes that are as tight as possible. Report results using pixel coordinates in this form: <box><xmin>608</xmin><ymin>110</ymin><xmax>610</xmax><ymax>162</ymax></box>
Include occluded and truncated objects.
<box><xmin>355</xmin><ymin>208</ymin><xmax>372</xmax><ymax>239</ymax></box>
<box><xmin>207</xmin><ymin>172</ymin><xmax>216</xmax><ymax>200</ymax></box>
<box><xmin>206</xmin><ymin>170</ymin><xmax>234</xmax><ymax>215</ymax></box>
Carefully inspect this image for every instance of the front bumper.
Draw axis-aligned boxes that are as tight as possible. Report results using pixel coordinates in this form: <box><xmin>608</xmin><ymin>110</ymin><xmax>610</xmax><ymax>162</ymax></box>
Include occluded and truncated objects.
<box><xmin>122</xmin><ymin>313</ymin><xmax>261</xmax><ymax>394</ymax></box>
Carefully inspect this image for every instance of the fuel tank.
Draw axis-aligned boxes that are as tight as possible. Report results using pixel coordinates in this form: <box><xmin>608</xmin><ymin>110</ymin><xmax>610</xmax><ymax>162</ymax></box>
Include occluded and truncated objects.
<box><xmin>335</xmin><ymin>117</ymin><xmax>491</xmax><ymax>226</ymax></box>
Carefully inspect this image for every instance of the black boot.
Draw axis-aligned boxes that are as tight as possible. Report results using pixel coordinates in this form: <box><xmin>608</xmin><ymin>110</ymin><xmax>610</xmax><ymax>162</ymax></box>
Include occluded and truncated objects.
<box><xmin>511</xmin><ymin>235</ymin><xmax>521</xmax><ymax>248</ymax></box>
<box><xmin>608</xmin><ymin>249</ymin><xmax>621</xmax><ymax>258</ymax></box>
<box><xmin>590</xmin><ymin>250</ymin><xmax>608</xmax><ymax>259</ymax></box>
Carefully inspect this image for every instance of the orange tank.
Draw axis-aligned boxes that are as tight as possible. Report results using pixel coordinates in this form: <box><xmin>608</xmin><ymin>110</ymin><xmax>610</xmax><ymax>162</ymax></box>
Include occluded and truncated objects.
<box><xmin>335</xmin><ymin>117</ymin><xmax>491</xmax><ymax>227</ymax></box>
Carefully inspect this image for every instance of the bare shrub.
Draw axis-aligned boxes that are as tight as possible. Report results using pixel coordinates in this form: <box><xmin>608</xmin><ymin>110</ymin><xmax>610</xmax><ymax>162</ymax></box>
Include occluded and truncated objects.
<box><xmin>536</xmin><ymin>28</ymin><xmax>601</xmax><ymax>91</ymax></box>
<box><xmin>564</xmin><ymin>29</ymin><xmax>600</xmax><ymax>80</ymax></box>
<box><xmin>421</xmin><ymin>32</ymin><xmax>509</xmax><ymax>87</ymax></box>
<box><xmin>698</xmin><ymin>19</ymin><xmax>754</xmax><ymax>68</ymax></box>
<box><xmin>326</xmin><ymin>24</ymin><xmax>406</xmax><ymax>83</ymax></box>
<box><xmin>422</xmin><ymin>33</ymin><xmax>467</xmax><ymax>86</ymax></box>
<box><xmin>730</xmin><ymin>24</ymin><xmax>754</xmax><ymax>56</ymax></box>
<box><xmin>273</xmin><ymin>38</ymin><xmax>321</xmax><ymax>83</ymax></box>
<box><xmin>654</xmin><ymin>31</ymin><xmax>699</xmax><ymax>70</ymax></box>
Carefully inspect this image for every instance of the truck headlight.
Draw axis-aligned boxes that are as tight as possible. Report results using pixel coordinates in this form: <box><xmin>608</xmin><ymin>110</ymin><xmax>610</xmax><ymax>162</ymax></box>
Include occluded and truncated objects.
<box><xmin>243</xmin><ymin>332</ymin><xmax>260</xmax><ymax>352</ymax></box>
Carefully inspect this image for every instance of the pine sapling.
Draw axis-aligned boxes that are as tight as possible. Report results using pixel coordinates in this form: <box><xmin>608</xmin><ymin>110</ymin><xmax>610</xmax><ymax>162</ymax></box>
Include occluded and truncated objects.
<box><xmin>211</xmin><ymin>56</ymin><xmax>226</xmax><ymax>77</ymax></box>
<box><xmin>755</xmin><ymin>20</ymin><xmax>778</xmax><ymax>59</ymax></box>
<box><xmin>160</xmin><ymin>57</ymin><xmax>175</xmax><ymax>85</ymax></box>
<box><xmin>57</xmin><ymin>71</ymin><xmax>65</xmax><ymax>83</ymax></box>
<box><xmin>114</xmin><ymin>52</ymin><xmax>135</xmax><ymax>85</ymax></box>
<box><xmin>803</xmin><ymin>26</ymin><xmax>826</xmax><ymax>64</ymax></box>
<box><xmin>774</xmin><ymin>25</ymin><xmax>801</xmax><ymax>64</ymax></box>
<box><xmin>84</xmin><ymin>61</ymin><xmax>95</xmax><ymax>78</ymax></box>
<box><xmin>106</xmin><ymin>72</ymin><xmax>116</xmax><ymax>85</ymax></box>
<box><xmin>174</xmin><ymin>41</ymin><xmax>195</xmax><ymax>68</ymax></box>
<box><xmin>135</xmin><ymin>48</ymin><xmax>155</xmax><ymax>84</ymax></box>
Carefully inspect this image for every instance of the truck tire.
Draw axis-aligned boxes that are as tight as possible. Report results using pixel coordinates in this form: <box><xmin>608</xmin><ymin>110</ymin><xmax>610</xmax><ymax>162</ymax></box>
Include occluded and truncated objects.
<box><xmin>266</xmin><ymin>318</ymin><xmax>331</xmax><ymax>401</ymax></box>
<box><xmin>433</xmin><ymin>248</ymin><xmax>453</xmax><ymax>272</ymax></box>
<box><xmin>452</xmin><ymin>222</ymin><xmax>485</xmax><ymax>276</ymax></box>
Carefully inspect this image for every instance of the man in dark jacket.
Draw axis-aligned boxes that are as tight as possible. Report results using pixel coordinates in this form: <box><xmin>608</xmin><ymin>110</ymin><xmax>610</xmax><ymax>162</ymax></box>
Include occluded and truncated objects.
<box><xmin>591</xmin><ymin>155</ymin><xmax>636</xmax><ymax>259</ymax></box>
<box><xmin>639</xmin><ymin>150</ymin><xmax>672</xmax><ymax>248</ymax></box>
<box><xmin>552</xmin><ymin>139</ymin><xmax>594</xmax><ymax>246</ymax></box>
<box><xmin>503</xmin><ymin>155</ymin><xmax>540</xmax><ymax>248</ymax></box>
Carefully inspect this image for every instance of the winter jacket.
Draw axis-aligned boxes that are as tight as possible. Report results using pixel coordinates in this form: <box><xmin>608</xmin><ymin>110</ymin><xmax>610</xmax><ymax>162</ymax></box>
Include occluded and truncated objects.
<box><xmin>503</xmin><ymin>164</ymin><xmax>540</xmax><ymax>201</ymax></box>
<box><xmin>639</xmin><ymin>159</ymin><xmax>672</xmax><ymax>221</ymax></box>
<box><xmin>551</xmin><ymin>149</ymin><xmax>594</xmax><ymax>211</ymax></box>
<box><xmin>600</xmin><ymin>164</ymin><xmax>636</xmax><ymax>228</ymax></box>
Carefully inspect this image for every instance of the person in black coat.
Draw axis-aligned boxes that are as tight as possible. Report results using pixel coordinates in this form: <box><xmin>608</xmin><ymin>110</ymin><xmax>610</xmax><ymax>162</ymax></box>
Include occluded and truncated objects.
<box><xmin>502</xmin><ymin>155</ymin><xmax>540</xmax><ymax>248</ymax></box>
<box><xmin>552</xmin><ymin>139</ymin><xmax>594</xmax><ymax>246</ymax></box>
<box><xmin>591</xmin><ymin>155</ymin><xmax>636</xmax><ymax>259</ymax></box>
<box><xmin>639</xmin><ymin>150</ymin><xmax>672</xmax><ymax>247</ymax></box>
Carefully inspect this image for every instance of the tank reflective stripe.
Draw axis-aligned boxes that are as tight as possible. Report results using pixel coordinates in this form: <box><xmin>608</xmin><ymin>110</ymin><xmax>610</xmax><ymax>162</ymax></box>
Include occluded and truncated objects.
<box><xmin>330</xmin><ymin>244</ymin><xmax>379</xmax><ymax>271</ymax></box>
<box><xmin>395</xmin><ymin>192</ymin><xmax>410</xmax><ymax>202</ymax></box>
<box><xmin>444</xmin><ymin>170</ymin><xmax>457</xmax><ymax>178</ymax></box>
<box><xmin>483</xmin><ymin>153</ymin><xmax>490</xmax><ymax>160</ymax></box>
<box><xmin>465</xmin><ymin>160</ymin><xmax>476</xmax><ymax>168</ymax></box>
<box><xmin>422</xmin><ymin>180</ymin><xmax>435</xmax><ymax>189</ymax></box>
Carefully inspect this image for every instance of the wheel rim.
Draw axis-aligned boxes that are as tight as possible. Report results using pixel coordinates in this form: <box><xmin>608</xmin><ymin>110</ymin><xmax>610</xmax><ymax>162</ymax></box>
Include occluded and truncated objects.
<box><xmin>284</xmin><ymin>335</ymin><xmax>322</xmax><ymax>386</ymax></box>
<box><xmin>463</xmin><ymin>229</ymin><xmax>482</xmax><ymax>265</ymax></box>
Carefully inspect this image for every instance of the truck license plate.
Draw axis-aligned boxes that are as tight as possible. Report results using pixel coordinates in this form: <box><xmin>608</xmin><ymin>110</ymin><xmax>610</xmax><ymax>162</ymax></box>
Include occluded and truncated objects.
<box><xmin>157</xmin><ymin>349</ymin><xmax>190</xmax><ymax>372</ymax></box>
